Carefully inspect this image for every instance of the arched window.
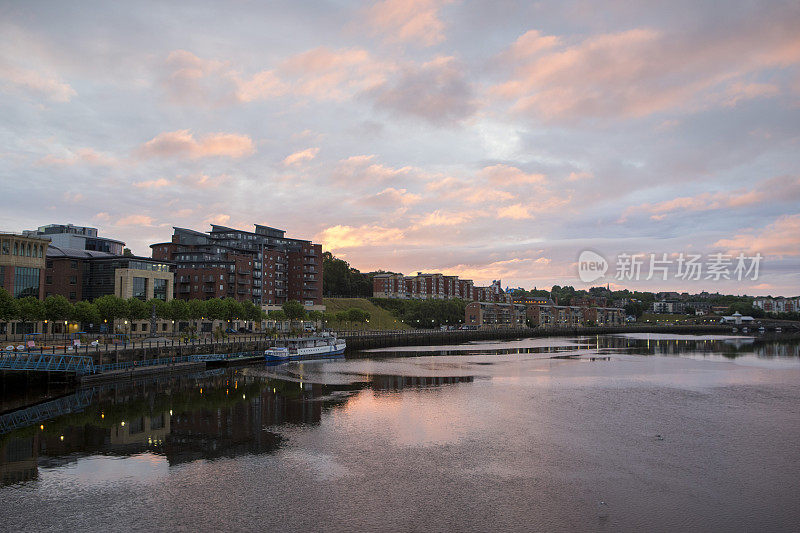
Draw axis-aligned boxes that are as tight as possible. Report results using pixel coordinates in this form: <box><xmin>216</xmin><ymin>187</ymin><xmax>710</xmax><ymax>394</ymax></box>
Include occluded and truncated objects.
<box><xmin>13</xmin><ymin>242</ymin><xmax>18</xmax><ymax>255</ymax></box>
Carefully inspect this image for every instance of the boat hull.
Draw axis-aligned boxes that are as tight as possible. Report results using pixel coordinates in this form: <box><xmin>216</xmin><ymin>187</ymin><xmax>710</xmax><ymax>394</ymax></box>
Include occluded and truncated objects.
<box><xmin>264</xmin><ymin>344</ymin><xmax>346</xmax><ymax>363</ymax></box>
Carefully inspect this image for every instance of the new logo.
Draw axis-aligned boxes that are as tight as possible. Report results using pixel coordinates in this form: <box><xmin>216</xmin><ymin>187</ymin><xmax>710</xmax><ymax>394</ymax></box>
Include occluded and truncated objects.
<box><xmin>578</xmin><ymin>250</ymin><xmax>608</xmax><ymax>283</ymax></box>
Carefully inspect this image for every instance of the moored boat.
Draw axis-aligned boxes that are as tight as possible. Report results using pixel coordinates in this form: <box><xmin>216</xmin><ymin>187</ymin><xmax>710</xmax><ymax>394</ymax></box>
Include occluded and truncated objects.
<box><xmin>264</xmin><ymin>333</ymin><xmax>346</xmax><ymax>363</ymax></box>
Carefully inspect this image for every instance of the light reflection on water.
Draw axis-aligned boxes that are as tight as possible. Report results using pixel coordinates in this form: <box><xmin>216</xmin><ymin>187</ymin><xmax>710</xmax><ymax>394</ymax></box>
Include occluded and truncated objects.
<box><xmin>1</xmin><ymin>334</ymin><xmax>799</xmax><ymax>532</ymax></box>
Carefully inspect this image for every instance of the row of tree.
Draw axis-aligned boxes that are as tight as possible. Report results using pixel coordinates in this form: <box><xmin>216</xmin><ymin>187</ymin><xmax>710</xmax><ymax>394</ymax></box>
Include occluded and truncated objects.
<box><xmin>0</xmin><ymin>288</ymin><xmax>328</xmax><ymax>329</ymax></box>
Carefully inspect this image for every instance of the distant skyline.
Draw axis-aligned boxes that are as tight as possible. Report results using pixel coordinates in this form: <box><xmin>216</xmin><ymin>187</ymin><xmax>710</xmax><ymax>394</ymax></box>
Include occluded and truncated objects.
<box><xmin>1</xmin><ymin>1</ymin><xmax>799</xmax><ymax>295</ymax></box>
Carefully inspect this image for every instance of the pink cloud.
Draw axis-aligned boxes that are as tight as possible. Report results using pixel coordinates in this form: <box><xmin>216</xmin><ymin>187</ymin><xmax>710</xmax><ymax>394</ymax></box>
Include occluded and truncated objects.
<box><xmin>0</xmin><ymin>61</ymin><xmax>76</xmax><ymax>102</ymax></box>
<box><xmin>480</xmin><ymin>164</ymin><xmax>546</xmax><ymax>185</ymax></box>
<box><xmin>116</xmin><ymin>215</ymin><xmax>154</xmax><ymax>226</ymax></box>
<box><xmin>497</xmin><ymin>203</ymin><xmax>532</xmax><ymax>220</ymax></box>
<box><xmin>362</xmin><ymin>187</ymin><xmax>421</xmax><ymax>207</ymax></box>
<box><xmin>134</xmin><ymin>178</ymin><xmax>170</xmax><ymax>189</ymax></box>
<box><xmin>316</xmin><ymin>224</ymin><xmax>404</xmax><ymax>251</ymax></box>
<box><xmin>139</xmin><ymin>130</ymin><xmax>254</xmax><ymax>159</ymax></box>
<box><xmin>38</xmin><ymin>148</ymin><xmax>116</xmax><ymax>166</ymax></box>
<box><xmin>714</xmin><ymin>214</ymin><xmax>800</xmax><ymax>257</ymax></box>
<box><xmin>491</xmin><ymin>12</ymin><xmax>800</xmax><ymax>121</ymax></box>
<box><xmin>624</xmin><ymin>175</ymin><xmax>800</xmax><ymax>220</ymax></box>
<box><xmin>365</xmin><ymin>0</ymin><xmax>451</xmax><ymax>47</ymax></box>
<box><xmin>283</xmin><ymin>147</ymin><xmax>319</xmax><ymax>167</ymax></box>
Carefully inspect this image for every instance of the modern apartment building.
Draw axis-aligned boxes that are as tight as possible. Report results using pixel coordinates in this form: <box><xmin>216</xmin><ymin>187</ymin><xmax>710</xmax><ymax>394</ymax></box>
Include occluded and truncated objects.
<box><xmin>44</xmin><ymin>246</ymin><xmax>174</xmax><ymax>302</ymax></box>
<box><xmin>0</xmin><ymin>232</ymin><xmax>49</xmax><ymax>298</ymax></box>
<box><xmin>151</xmin><ymin>224</ymin><xmax>323</xmax><ymax>309</ymax></box>
<box><xmin>373</xmin><ymin>272</ymin><xmax>509</xmax><ymax>303</ymax></box>
<box><xmin>24</xmin><ymin>224</ymin><xmax>124</xmax><ymax>255</ymax></box>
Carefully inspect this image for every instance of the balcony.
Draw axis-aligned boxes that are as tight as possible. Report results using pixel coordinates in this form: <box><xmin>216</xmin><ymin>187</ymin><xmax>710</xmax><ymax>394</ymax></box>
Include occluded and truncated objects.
<box><xmin>203</xmin><ymin>287</ymin><xmax>215</xmax><ymax>293</ymax></box>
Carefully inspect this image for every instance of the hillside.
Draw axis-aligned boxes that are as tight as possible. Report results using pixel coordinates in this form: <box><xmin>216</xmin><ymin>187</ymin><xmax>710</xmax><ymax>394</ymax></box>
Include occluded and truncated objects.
<box><xmin>323</xmin><ymin>298</ymin><xmax>413</xmax><ymax>331</ymax></box>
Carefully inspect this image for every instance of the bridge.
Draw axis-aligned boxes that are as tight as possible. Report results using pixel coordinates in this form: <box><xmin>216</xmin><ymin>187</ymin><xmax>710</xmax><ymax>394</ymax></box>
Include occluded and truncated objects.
<box><xmin>0</xmin><ymin>388</ymin><xmax>96</xmax><ymax>434</ymax></box>
<box><xmin>0</xmin><ymin>352</ymin><xmax>95</xmax><ymax>375</ymax></box>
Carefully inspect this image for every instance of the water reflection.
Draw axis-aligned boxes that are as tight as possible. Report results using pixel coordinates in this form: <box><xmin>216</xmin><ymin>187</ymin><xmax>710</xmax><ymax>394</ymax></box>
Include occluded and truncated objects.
<box><xmin>0</xmin><ymin>366</ymin><xmax>476</xmax><ymax>485</ymax></box>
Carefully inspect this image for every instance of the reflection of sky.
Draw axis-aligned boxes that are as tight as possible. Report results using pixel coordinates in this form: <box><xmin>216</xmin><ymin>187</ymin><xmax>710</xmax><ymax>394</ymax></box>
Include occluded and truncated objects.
<box><xmin>38</xmin><ymin>453</ymin><xmax>168</xmax><ymax>488</ymax></box>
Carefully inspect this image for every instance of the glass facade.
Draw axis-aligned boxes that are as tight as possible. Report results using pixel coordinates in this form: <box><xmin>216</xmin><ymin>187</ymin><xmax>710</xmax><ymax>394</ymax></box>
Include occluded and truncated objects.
<box><xmin>132</xmin><ymin>277</ymin><xmax>147</xmax><ymax>300</ymax></box>
<box><xmin>14</xmin><ymin>267</ymin><xmax>40</xmax><ymax>298</ymax></box>
<box><xmin>128</xmin><ymin>260</ymin><xmax>171</xmax><ymax>272</ymax></box>
<box><xmin>153</xmin><ymin>278</ymin><xmax>167</xmax><ymax>301</ymax></box>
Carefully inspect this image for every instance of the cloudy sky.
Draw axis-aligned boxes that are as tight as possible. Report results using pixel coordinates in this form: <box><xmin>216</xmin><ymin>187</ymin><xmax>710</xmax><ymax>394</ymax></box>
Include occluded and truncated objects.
<box><xmin>1</xmin><ymin>0</ymin><xmax>799</xmax><ymax>295</ymax></box>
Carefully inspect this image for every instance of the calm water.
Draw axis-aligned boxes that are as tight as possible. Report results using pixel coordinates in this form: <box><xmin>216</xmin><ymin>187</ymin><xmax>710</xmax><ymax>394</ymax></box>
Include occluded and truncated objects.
<box><xmin>1</xmin><ymin>334</ymin><xmax>799</xmax><ymax>532</ymax></box>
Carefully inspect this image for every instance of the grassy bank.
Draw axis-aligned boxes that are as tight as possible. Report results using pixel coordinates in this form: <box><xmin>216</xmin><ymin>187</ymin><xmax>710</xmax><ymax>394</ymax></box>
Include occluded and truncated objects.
<box><xmin>323</xmin><ymin>298</ymin><xmax>413</xmax><ymax>331</ymax></box>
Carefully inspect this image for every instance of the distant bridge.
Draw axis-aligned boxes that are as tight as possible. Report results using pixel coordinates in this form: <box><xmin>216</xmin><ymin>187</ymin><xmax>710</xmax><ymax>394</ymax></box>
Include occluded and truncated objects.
<box><xmin>0</xmin><ymin>388</ymin><xmax>95</xmax><ymax>434</ymax></box>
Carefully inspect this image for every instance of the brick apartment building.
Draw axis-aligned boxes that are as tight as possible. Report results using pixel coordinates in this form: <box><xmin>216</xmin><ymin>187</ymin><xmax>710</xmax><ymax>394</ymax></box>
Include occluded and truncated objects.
<box><xmin>465</xmin><ymin>301</ymin><xmax>528</xmax><ymax>328</ymax></box>
<box><xmin>753</xmin><ymin>296</ymin><xmax>800</xmax><ymax>313</ymax></box>
<box><xmin>151</xmin><ymin>224</ymin><xmax>323</xmax><ymax>309</ymax></box>
<box><xmin>373</xmin><ymin>272</ymin><xmax>509</xmax><ymax>303</ymax></box>
<box><xmin>526</xmin><ymin>304</ymin><xmax>625</xmax><ymax>327</ymax></box>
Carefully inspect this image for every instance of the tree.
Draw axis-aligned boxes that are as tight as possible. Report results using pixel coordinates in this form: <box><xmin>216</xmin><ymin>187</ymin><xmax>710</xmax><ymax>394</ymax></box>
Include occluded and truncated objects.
<box><xmin>0</xmin><ymin>288</ymin><xmax>20</xmax><ymax>324</ymax></box>
<box><xmin>17</xmin><ymin>297</ymin><xmax>45</xmax><ymax>333</ymax></box>
<box><xmin>94</xmin><ymin>295</ymin><xmax>127</xmax><ymax>330</ymax></box>
<box><xmin>221</xmin><ymin>297</ymin><xmax>243</xmax><ymax>324</ymax></box>
<box><xmin>71</xmin><ymin>301</ymin><xmax>100</xmax><ymax>327</ymax></box>
<box><xmin>267</xmin><ymin>310</ymin><xmax>286</xmax><ymax>321</ymax></box>
<box><xmin>125</xmin><ymin>298</ymin><xmax>150</xmax><ymax>322</ymax></box>
<box><xmin>204</xmin><ymin>298</ymin><xmax>227</xmax><ymax>321</ymax></box>
<box><xmin>282</xmin><ymin>300</ymin><xmax>306</xmax><ymax>321</ymax></box>
<box><xmin>44</xmin><ymin>295</ymin><xmax>73</xmax><ymax>334</ymax></box>
<box><xmin>44</xmin><ymin>295</ymin><xmax>72</xmax><ymax>323</ymax></box>
<box><xmin>122</xmin><ymin>247</ymin><xmax>134</xmax><ymax>257</ymax></box>
<box><xmin>147</xmin><ymin>298</ymin><xmax>168</xmax><ymax>319</ymax></box>
<box><xmin>167</xmin><ymin>298</ymin><xmax>189</xmax><ymax>321</ymax></box>
<box><xmin>308</xmin><ymin>310</ymin><xmax>323</xmax><ymax>322</ymax></box>
<box><xmin>186</xmin><ymin>299</ymin><xmax>206</xmax><ymax>333</ymax></box>
<box><xmin>346</xmin><ymin>308</ymin><xmax>369</xmax><ymax>323</ymax></box>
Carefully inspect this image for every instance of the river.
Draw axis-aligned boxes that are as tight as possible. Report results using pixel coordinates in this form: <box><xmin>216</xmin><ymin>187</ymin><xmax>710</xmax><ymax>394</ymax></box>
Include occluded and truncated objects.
<box><xmin>1</xmin><ymin>334</ymin><xmax>799</xmax><ymax>532</ymax></box>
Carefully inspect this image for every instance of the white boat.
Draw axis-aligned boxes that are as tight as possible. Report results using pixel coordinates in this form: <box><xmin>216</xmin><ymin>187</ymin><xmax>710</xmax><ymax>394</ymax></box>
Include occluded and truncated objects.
<box><xmin>264</xmin><ymin>333</ymin><xmax>346</xmax><ymax>363</ymax></box>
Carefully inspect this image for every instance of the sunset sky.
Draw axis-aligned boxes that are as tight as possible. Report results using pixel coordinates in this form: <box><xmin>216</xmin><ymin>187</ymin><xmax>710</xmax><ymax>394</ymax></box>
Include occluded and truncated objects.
<box><xmin>1</xmin><ymin>1</ymin><xmax>799</xmax><ymax>295</ymax></box>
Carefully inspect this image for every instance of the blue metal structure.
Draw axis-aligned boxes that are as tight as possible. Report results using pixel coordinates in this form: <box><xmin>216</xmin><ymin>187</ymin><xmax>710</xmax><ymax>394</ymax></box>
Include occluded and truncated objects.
<box><xmin>0</xmin><ymin>352</ymin><xmax>95</xmax><ymax>375</ymax></box>
<box><xmin>0</xmin><ymin>388</ymin><xmax>96</xmax><ymax>434</ymax></box>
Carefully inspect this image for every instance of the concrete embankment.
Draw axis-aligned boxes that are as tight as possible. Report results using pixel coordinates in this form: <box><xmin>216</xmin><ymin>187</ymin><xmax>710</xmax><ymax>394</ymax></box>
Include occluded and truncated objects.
<box><xmin>342</xmin><ymin>324</ymin><xmax>733</xmax><ymax>350</ymax></box>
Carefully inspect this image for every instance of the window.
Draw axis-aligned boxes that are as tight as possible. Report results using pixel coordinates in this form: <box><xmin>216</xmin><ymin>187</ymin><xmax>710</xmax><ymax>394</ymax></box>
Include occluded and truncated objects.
<box><xmin>69</xmin><ymin>276</ymin><xmax>77</xmax><ymax>285</ymax></box>
<box><xmin>14</xmin><ymin>267</ymin><xmax>40</xmax><ymax>298</ymax></box>
<box><xmin>46</xmin><ymin>260</ymin><xmax>52</xmax><ymax>268</ymax></box>
<box><xmin>153</xmin><ymin>278</ymin><xmax>167</xmax><ymax>301</ymax></box>
<box><xmin>13</xmin><ymin>242</ymin><xmax>18</xmax><ymax>255</ymax></box>
<box><xmin>46</xmin><ymin>276</ymin><xmax>52</xmax><ymax>284</ymax></box>
<box><xmin>1</xmin><ymin>240</ymin><xmax>8</xmax><ymax>255</ymax></box>
<box><xmin>70</xmin><ymin>260</ymin><xmax>78</xmax><ymax>269</ymax></box>
<box><xmin>69</xmin><ymin>292</ymin><xmax>76</xmax><ymax>300</ymax></box>
<box><xmin>132</xmin><ymin>277</ymin><xmax>147</xmax><ymax>300</ymax></box>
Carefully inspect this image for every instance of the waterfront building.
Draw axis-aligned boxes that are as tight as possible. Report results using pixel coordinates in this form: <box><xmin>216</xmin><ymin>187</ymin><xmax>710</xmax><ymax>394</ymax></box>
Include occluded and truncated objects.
<box><xmin>526</xmin><ymin>304</ymin><xmax>624</xmax><ymax>327</ymax></box>
<box><xmin>44</xmin><ymin>246</ymin><xmax>173</xmax><ymax>303</ymax></box>
<box><xmin>373</xmin><ymin>273</ymin><xmax>510</xmax><ymax>303</ymax></box>
<box><xmin>465</xmin><ymin>301</ymin><xmax>528</xmax><ymax>328</ymax></box>
<box><xmin>0</xmin><ymin>232</ymin><xmax>49</xmax><ymax>299</ymax></box>
<box><xmin>24</xmin><ymin>224</ymin><xmax>124</xmax><ymax>255</ymax></box>
<box><xmin>753</xmin><ymin>296</ymin><xmax>800</xmax><ymax>313</ymax></box>
<box><xmin>151</xmin><ymin>224</ymin><xmax>323</xmax><ymax>309</ymax></box>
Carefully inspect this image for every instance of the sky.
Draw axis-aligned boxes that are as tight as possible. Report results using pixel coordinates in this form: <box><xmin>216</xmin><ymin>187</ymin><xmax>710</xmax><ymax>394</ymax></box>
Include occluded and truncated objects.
<box><xmin>1</xmin><ymin>0</ymin><xmax>799</xmax><ymax>296</ymax></box>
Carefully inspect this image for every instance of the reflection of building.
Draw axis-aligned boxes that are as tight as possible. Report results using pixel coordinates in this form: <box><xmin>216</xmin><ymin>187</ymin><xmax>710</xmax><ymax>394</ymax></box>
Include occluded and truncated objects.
<box><xmin>371</xmin><ymin>375</ymin><xmax>474</xmax><ymax>390</ymax></box>
<box><xmin>465</xmin><ymin>301</ymin><xmax>527</xmax><ymax>327</ymax></box>
<box><xmin>0</xmin><ymin>435</ymin><xmax>39</xmax><ymax>486</ymax></box>
<box><xmin>111</xmin><ymin>414</ymin><xmax>170</xmax><ymax>447</ymax></box>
